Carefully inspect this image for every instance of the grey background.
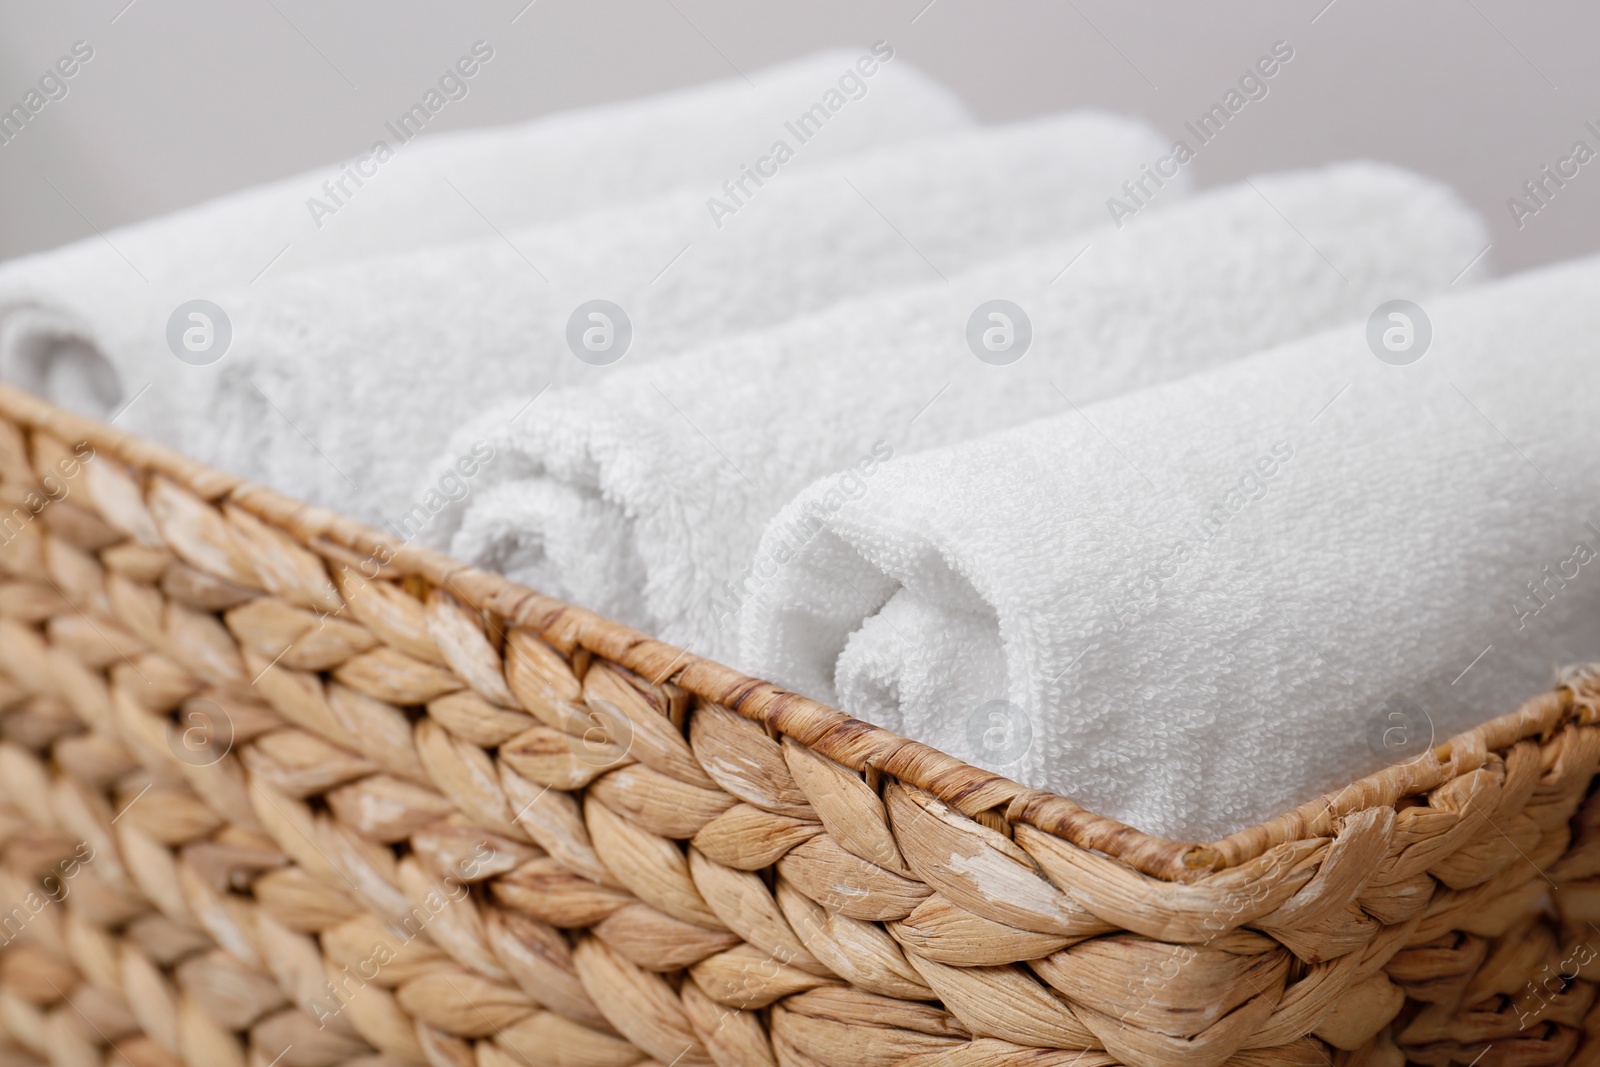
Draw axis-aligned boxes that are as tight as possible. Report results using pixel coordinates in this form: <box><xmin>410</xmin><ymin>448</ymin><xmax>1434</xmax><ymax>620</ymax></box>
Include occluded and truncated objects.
<box><xmin>1</xmin><ymin>0</ymin><xmax>1595</xmax><ymax>273</ymax></box>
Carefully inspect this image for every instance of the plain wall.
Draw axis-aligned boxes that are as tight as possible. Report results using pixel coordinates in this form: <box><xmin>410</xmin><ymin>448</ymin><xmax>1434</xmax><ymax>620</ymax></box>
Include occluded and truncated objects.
<box><xmin>2</xmin><ymin>0</ymin><xmax>1597</xmax><ymax>273</ymax></box>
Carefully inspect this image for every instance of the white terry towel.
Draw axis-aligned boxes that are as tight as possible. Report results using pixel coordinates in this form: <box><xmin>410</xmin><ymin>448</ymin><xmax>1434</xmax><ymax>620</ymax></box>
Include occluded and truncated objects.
<box><xmin>0</xmin><ymin>48</ymin><xmax>966</xmax><ymax>420</ymax></box>
<box><xmin>743</xmin><ymin>255</ymin><xmax>1600</xmax><ymax>841</ymax></box>
<box><xmin>430</xmin><ymin>163</ymin><xmax>1489</xmax><ymax>665</ymax></box>
<box><xmin>183</xmin><ymin>111</ymin><xmax>1174</xmax><ymax>528</ymax></box>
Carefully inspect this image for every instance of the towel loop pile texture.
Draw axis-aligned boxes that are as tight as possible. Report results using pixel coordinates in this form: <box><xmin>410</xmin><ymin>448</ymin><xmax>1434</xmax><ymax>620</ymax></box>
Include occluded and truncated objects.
<box><xmin>741</xmin><ymin>255</ymin><xmax>1600</xmax><ymax>839</ymax></box>
<box><xmin>430</xmin><ymin>162</ymin><xmax>1490</xmax><ymax>697</ymax></box>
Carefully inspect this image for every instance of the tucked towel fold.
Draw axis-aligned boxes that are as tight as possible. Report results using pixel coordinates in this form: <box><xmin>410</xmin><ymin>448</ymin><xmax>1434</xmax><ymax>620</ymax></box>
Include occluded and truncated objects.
<box><xmin>195</xmin><ymin>112</ymin><xmax>1177</xmax><ymax>529</ymax></box>
<box><xmin>430</xmin><ymin>163</ymin><xmax>1489</xmax><ymax>665</ymax></box>
<box><xmin>743</xmin><ymin>255</ymin><xmax>1600</xmax><ymax>841</ymax></box>
<box><xmin>832</xmin><ymin>590</ymin><xmax>1006</xmax><ymax>740</ymax></box>
<box><xmin>0</xmin><ymin>48</ymin><xmax>967</xmax><ymax>423</ymax></box>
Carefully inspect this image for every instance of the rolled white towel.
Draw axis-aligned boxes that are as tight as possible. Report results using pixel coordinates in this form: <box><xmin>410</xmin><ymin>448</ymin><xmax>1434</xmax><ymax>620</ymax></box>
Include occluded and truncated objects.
<box><xmin>0</xmin><ymin>48</ymin><xmax>967</xmax><ymax>423</ymax></box>
<box><xmin>742</xmin><ymin>255</ymin><xmax>1600</xmax><ymax>841</ymax></box>
<box><xmin>187</xmin><ymin>112</ymin><xmax>1175</xmax><ymax>528</ymax></box>
<box><xmin>430</xmin><ymin>163</ymin><xmax>1489</xmax><ymax>665</ymax></box>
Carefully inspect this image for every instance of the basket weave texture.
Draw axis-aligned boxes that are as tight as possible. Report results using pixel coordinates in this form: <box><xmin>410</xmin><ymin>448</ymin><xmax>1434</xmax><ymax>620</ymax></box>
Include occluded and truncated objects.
<box><xmin>0</xmin><ymin>382</ymin><xmax>1597</xmax><ymax>1067</ymax></box>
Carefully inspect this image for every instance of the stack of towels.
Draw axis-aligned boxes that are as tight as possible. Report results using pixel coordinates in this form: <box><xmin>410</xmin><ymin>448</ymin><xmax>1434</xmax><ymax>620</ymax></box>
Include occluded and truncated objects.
<box><xmin>6</xmin><ymin>51</ymin><xmax>1596</xmax><ymax>842</ymax></box>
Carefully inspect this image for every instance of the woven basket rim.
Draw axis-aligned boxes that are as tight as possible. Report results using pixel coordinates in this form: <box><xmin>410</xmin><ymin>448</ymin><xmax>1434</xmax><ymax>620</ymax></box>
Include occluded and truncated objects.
<box><xmin>3</xmin><ymin>380</ymin><xmax>1591</xmax><ymax>882</ymax></box>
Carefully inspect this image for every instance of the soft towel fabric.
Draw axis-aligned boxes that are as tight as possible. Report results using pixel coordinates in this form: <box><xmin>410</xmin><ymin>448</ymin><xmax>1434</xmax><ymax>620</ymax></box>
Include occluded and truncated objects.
<box><xmin>429</xmin><ymin>163</ymin><xmax>1489</xmax><ymax>666</ymax></box>
<box><xmin>181</xmin><ymin>112</ymin><xmax>1174</xmax><ymax>530</ymax></box>
<box><xmin>0</xmin><ymin>49</ymin><xmax>967</xmax><ymax>423</ymax></box>
<box><xmin>743</xmin><ymin>255</ymin><xmax>1600</xmax><ymax>840</ymax></box>
<box><xmin>832</xmin><ymin>591</ymin><xmax>1007</xmax><ymax>741</ymax></box>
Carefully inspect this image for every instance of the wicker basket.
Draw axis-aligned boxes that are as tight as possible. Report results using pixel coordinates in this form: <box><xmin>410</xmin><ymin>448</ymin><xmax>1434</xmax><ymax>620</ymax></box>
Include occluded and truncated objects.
<box><xmin>0</xmin><ymin>381</ymin><xmax>1596</xmax><ymax>1067</ymax></box>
